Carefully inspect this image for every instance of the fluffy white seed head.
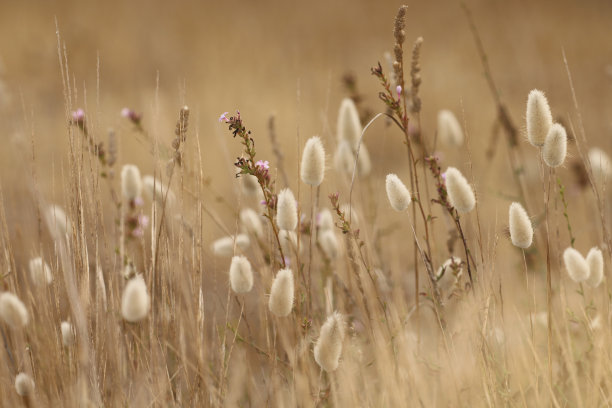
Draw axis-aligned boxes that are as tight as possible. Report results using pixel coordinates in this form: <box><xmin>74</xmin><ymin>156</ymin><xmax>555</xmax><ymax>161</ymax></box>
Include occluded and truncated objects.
<box><xmin>15</xmin><ymin>373</ymin><xmax>34</xmax><ymax>397</ymax></box>
<box><xmin>28</xmin><ymin>257</ymin><xmax>53</xmax><ymax>286</ymax></box>
<box><xmin>241</xmin><ymin>173</ymin><xmax>260</xmax><ymax>196</ymax></box>
<box><xmin>333</xmin><ymin>140</ymin><xmax>371</xmax><ymax>177</ymax></box>
<box><xmin>45</xmin><ymin>204</ymin><xmax>71</xmax><ymax>240</ymax></box>
<box><xmin>444</xmin><ymin>167</ymin><xmax>476</xmax><ymax>213</ymax></box>
<box><xmin>543</xmin><ymin>123</ymin><xmax>567</xmax><ymax>168</ymax></box>
<box><xmin>437</xmin><ymin>110</ymin><xmax>464</xmax><ymax>147</ymax></box>
<box><xmin>357</xmin><ymin>144</ymin><xmax>372</xmax><ymax>176</ymax></box>
<box><xmin>314</xmin><ymin>312</ymin><xmax>345</xmax><ymax>372</ymax></box>
<box><xmin>385</xmin><ymin>174</ymin><xmax>411</xmax><ymax>212</ymax></box>
<box><xmin>268</xmin><ymin>268</ymin><xmax>294</xmax><ymax>317</ymax></box>
<box><xmin>143</xmin><ymin>175</ymin><xmax>175</xmax><ymax>208</ymax></box>
<box><xmin>276</xmin><ymin>189</ymin><xmax>298</xmax><ymax>231</ymax></box>
<box><xmin>60</xmin><ymin>321</ymin><xmax>75</xmax><ymax>347</ymax></box>
<box><xmin>586</xmin><ymin>247</ymin><xmax>604</xmax><ymax>288</ymax></box>
<box><xmin>436</xmin><ymin>256</ymin><xmax>463</xmax><ymax>290</ymax></box>
<box><xmin>337</xmin><ymin>98</ymin><xmax>362</xmax><ymax>148</ymax></box>
<box><xmin>279</xmin><ymin>230</ymin><xmax>299</xmax><ymax>256</ymax></box>
<box><xmin>588</xmin><ymin>148</ymin><xmax>612</xmax><ymax>184</ymax></box>
<box><xmin>509</xmin><ymin>202</ymin><xmax>533</xmax><ymax>249</ymax></box>
<box><xmin>240</xmin><ymin>208</ymin><xmax>264</xmax><ymax>239</ymax></box>
<box><xmin>229</xmin><ymin>256</ymin><xmax>254</xmax><ymax>294</ymax></box>
<box><xmin>121</xmin><ymin>164</ymin><xmax>142</xmax><ymax>201</ymax></box>
<box><xmin>301</xmin><ymin>136</ymin><xmax>326</xmax><ymax>186</ymax></box>
<box><xmin>318</xmin><ymin>209</ymin><xmax>334</xmax><ymax>231</ymax></box>
<box><xmin>526</xmin><ymin>89</ymin><xmax>553</xmax><ymax>147</ymax></box>
<box><xmin>563</xmin><ymin>247</ymin><xmax>590</xmax><ymax>283</ymax></box>
<box><xmin>121</xmin><ymin>275</ymin><xmax>150</xmax><ymax>322</ymax></box>
<box><xmin>212</xmin><ymin>234</ymin><xmax>250</xmax><ymax>257</ymax></box>
<box><xmin>318</xmin><ymin>229</ymin><xmax>339</xmax><ymax>260</ymax></box>
<box><xmin>0</xmin><ymin>293</ymin><xmax>28</xmax><ymax>328</ymax></box>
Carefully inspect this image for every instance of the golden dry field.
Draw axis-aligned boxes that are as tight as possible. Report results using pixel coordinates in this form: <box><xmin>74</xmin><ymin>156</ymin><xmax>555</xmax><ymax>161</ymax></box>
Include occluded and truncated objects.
<box><xmin>0</xmin><ymin>0</ymin><xmax>611</xmax><ymax>406</ymax></box>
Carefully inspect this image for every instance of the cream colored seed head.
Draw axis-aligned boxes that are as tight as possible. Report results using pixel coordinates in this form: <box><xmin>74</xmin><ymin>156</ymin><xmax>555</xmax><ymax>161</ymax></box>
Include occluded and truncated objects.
<box><xmin>121</xmin><ymin>275</ymin><xmax>150</xmax><ymax>322</ymax></box>
<box><xmin>337</xmin><ymin>98</ymin><xmax>362</xmax><ymax>148</ymax></box>
<box><xmin>143</xmin><ymin>175</ymin><xmax>175</xmax><ymax>208</ymax></box>
<box><xmin>240</xmin><ymin>208</ymin><xmax>264</xmax><ymax>239</ymax></box>
<box><xmin>444</xmin><ymin>167</ymin><xmax>476</xmax><ymax>213</ymax></box>
<box><xmin>229</xmin><ymin>256</ymin><xmax>254</xmax><ymax>294</ymax></box>
<box><xmin>301</xmin><ymin>136</ymin><xmax>326</xmax><ymax>186</ymax></box>
<box><xmin>121</xmin><ymin>164</ymin><xmax>142</xmax><ymax>201</ymax></box>
<box><xmin>586</xmin><ymin>247</ymin><xmax>604</xmax><ymax>288</ymax></box>
<box><xmin>509</xmin><ymin>202</ymin><xmax>533</xmax><ymax>249</ymax></box>
<box><xmin>45</xmin><ymin>204</ymin><xmax>71</xmax><ymax>240</ymax></box>
<box><xmin>60</xmin><ymin>321</ymin><xmax>75</xmax><ymax>347</ymax></box>
<box><xmin>318</xmin><ymin>229</ymin><xmax>339</xmax><ymax>260</ymax></box>
<box><xmin>28</xmin><ymin>257</ymin><xmax>53</xmax><ymax>286</ymax></box>
<box><xmin>437</xmin><ymin>110</ymin><xmax>464</xmax><ymax>147</ymax></box>
<box><xmin>0</xmin><ymin>292</ymin><xmax>29</xmax><ymax>328</ymax></box>
<box><xmin>385</xmin><ymin>174</ymin><xmax>411</xmax><ymax>212</ymax></box>
<box><xmin>276</xmin><ymin>189</ymin><xmax>298</xmax><ymax>231</ymax></box>
<box><xmin>15</xmin><ymin>373</ymin><xmax>34</xmax><ymax>397</ymax></box>
<box><xmin>588</xmin><ymin>147</ymin><xmax>612</xmax><ymax>184</ymax></box>
<box><xmin>314</xmin><ymin>312</ymin><xmax>345</xmax><ymax>372</ymax></box>
<box><xmin>563</xmin><ymin>247</ymin><xmax>590</xmax><ymax>283</ymax></box>
<box><xmin>318</xmin><ymin>208</ymin><xmax>334</xmax><ymax>231</ymax></box>
<box><xmin>526</xmin><ymin>89</ymin><xmax>553</xmax><ymax>147</ymax></box>
<box><xmin>543</xmin><ymin>123</ymin><xmax>567</xmax><ymax>168</ymax></box>
<box><xmin>212</xmin><ymin>234</ymin><xmax>251</xmax><ymax>257</ymax></box>
<box><xmin>279</xmin><ymin>229</ymin><xmax>299</xmax><ymax>256</ymax></box>
<box><xmin>268</xmin><ymin>268</ymin><xmax>294</xmax><ymax>317</ymax></box>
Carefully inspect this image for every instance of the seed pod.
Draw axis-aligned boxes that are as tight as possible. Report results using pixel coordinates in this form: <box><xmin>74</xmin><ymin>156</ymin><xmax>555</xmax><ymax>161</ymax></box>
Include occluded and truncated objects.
<box><xmin>212</xmin><ymin>234</ymin><xmax>251</xmax><ymax>257</ymax></box>
<box><xmin>121</xmin><ymin>164</ymin><xmax>142</xmax><ymax>201</ymax></box>
<box><xmin>509</xmin><ymin>202</ymin><xmax>533</xmax><ymax>248</ymax></box>
<box><xmin>121</xmin><ymin>275</ymin><xmax>150</xmax><ymax>322</ymax></box>
<box><xmin>28</xmin><ymin>257</ymin><xmax>53</xmax><ymax>286</ymax></box>
<box><xmin>337</xmin><ymin>98</ymin><xmax>362</xmax><ymax>148</ymax></box>
<box><xmin>60</xmin><ymin>321</ymin><xmax>75</xmax><ymax>347</ymax></box>
<box><xmin>240</xmin><ymin>208</ymin><xmax>264</xmax><ymax>239</ymax></box>
<box><xmin>588</xmin><ymin>147</ymin><xmax>612</xmax><ymax>184</ymax></box>
<box><xmin>229</xmin><ymin>256</ymin><xmax>254</xmax><ymax>294</ymax></box>
<box><xmin>543</xmin><ymin>123</ymin><xmax>567</xmax><ymax>167</ymax></box>
<box><xmin>276</xmin><ymin>189</ymin><xmax>298</xmax><ymax>231</ymax></box>
<box><xmin>314</xmin><ymin>312</ymin><xmax>345</xmax><ymax>372</ymax></box>
<box><xmin>586</xmin><ymin>247</ymin><xmax>604</xmax><ymax>288</ymax></box>
<box><xmin>15</xmin><ymin>373</ymin><xmax>34</xmax><ymax>397</ymax></box>
<box><xmin>0</xmin><ymin>292</ymin><xmax>29</xmax><ymax>328</ymax></box>
<box><xmin>563</xmin><ymin>247</ymin><xmax>590</xmax><ymax>283</ymax></box>
<box><xmin>526</xmin><ymin>89</ymin><xmax>553</xmax><ymax>147</ymax></box>
<box><xmin>301</xmin><ymin>136</ymin><xmax>326</xmax><ymax>186</ymax></box>
<box><xmin>385</xmin><ymin>174</ymin><xmax>411</xmax><ymax>212</ymax></box>
<box><xmin>444</xmin><ymin>167</ymin><xmax>476</xmax><ymax>213</ymax></box>
<box><xmin>437</xmin><ymin>110</ymin><xmax>464</xmax><ymax>147</ymax></box>
<box><xmin>268</xmin><ymin>268</ymin><xmax>294</xmax><ymax>317</ymax></box>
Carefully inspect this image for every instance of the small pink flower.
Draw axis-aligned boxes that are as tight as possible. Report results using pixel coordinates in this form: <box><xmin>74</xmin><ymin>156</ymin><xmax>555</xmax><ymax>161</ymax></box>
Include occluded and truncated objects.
<box><xmin>441</xmin><ymin>172</ymin><xmax>446</xmax><ymax>181</ymax></box>
<box><xmin>255</xmin><ymin>160</ymin><xmax>269</xmax><ymax>170</ymax></box>
<box><xmin>131</xmin><ymin>227</ymin><xmax>144</xmax><ymax>238</ymax></box>
<box><xmin>71</xmin><ymin>109</ymin><xmax>85</xmax><ymax>121</ymax></box>
<box><xmin>138</xmin><ymin>214</ymin><xmax>149</xmax><ymax>228</ymax></box>
<box><xmin>121</xmin><ymin>107</ymin><xmax>131</xmax><ymax>118</ymax></box>
<box><xmin>396</xmin><ymin>85</ymin><xmax>402</xmax><ymax>100</ymax></box>
<box><xmin>134</xmin><ymin>197</ymin><xmax>144</xmax><ymax>207</ymax></box>
<box><xmin>218</xmin><ymin>112</ymin><xmax>230</xmax><ymax>123</ymax></box>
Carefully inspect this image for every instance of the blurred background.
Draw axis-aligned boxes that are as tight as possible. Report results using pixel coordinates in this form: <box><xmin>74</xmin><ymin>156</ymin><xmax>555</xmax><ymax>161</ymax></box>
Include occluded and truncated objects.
<box><xmin>0</xmin><ymin>0</ymin><xmax>611</xmax><ymax>257</ymax></box>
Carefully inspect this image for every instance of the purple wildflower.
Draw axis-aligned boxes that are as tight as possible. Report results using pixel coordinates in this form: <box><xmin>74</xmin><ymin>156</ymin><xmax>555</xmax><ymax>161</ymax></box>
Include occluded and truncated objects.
<box><xmin>255</xmin><ymin>160</ymin><xmax>269</xmax><ymax>170</ymax></box>
<box><xmin>218</xmin><ymin>112</ymin><xmax>230</xmax><ymax>123</ymax></box>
